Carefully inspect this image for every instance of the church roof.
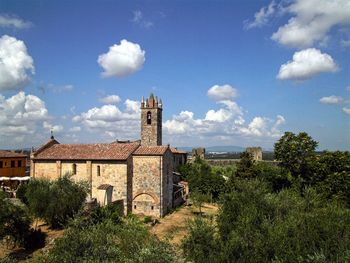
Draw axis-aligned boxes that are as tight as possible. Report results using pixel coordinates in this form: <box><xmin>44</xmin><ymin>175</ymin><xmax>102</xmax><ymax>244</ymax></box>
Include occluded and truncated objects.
<box><xmin>133</xmin><ymin>145</ymin><xmax>169</xmax><ymax>156</ymax></box>
<box><xmin>33</xmin><ymin>141</ymin><xmax>140</xmax><ymax>160</ymax></box>
<box><xmin>0</xmin><ymin>150</ymin><xmax>27</xmax><ymax>158</ymax></box>
<box><xmin>170</xmin><ymin>147</ymin><xmax>187</xmax><ymax>154</ymax></box>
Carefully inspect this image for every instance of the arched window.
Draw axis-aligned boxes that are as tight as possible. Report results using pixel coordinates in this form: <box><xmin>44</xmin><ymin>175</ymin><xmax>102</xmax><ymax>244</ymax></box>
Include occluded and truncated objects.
<box><xmin>97</xmin><ymin>165</ymin><xmax>101</xmax><ymax>176</ymax></box>
<box><xmin>147</xmin><ymin>111</ymin><xmax>151</xmax><ymax>125</ymax></box>
<box><xmin>72</xmin><ymin>163</ymin><xmax>77</xmax><ymax>175</ymax></box>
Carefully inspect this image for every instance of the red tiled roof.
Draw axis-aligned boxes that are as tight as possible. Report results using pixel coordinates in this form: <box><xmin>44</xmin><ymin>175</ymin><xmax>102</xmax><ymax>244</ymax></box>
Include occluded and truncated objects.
<box><xmin>133</xmin><ymin>145</ymin><xmax>169</xmax><ymax>156</ymax></box>
<box><xmin>170</xmin><ymin>147</ymin><xmax>187</xmax><ymax>154</ymax></box>
<box><xmin>0</xmin><ymin>150</ymin><xmax>27</xmax><ymax>158</ymax></box>
<box><xmin>34</xmin><ymin>141</ymin><xmax>140</xmax><ymax>160</ymax></box>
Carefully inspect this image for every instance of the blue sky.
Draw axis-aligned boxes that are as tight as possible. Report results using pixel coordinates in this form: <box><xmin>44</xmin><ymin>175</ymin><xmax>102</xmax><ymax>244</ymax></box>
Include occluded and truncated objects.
<box><xmin>0</xmin><ymin>0</ymin><xmax>349</xmax><ymax>150</ymax></box>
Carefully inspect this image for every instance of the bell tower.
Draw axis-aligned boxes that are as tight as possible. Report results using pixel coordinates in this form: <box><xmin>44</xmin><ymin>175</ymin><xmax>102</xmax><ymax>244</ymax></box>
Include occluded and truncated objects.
<box><xmin>141</xmin><ymin>94</ymin><xmax>162</xmax><ymax>146</ymax></box>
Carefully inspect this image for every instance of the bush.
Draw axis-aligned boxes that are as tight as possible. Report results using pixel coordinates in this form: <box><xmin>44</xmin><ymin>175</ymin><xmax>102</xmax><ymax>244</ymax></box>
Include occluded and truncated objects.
<box><xmin>36</xmin><ymin>215</ymin><xmax>177</xmax><ymax>263</ymax></box>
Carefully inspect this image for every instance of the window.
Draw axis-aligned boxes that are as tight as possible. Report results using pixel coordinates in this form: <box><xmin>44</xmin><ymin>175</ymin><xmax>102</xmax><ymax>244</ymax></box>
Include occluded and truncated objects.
<box><xmin>18</xmin><ymin>160</ymin><xmax>22</xmax><ymax>167</ymax></box>
<box><xmin>151</xmin><ymin>205</ymin><xmax>154</xmax><ymax>210</ymax></box>
<box><xmin>97</xmin><ymin>165</ymin><xmax>100</xmax><ymax>176</ymax></box>
<box><xmin>0</xmin><ymin>161</ymin><xmax>2</xmax><ymax>168</ymax></box>
<box><xmin>134</xmin><ymin>205</ymin><xmax>137</xmax><ymax>209</ymax></box>
<box><xmin>72</xmin><ymin>163</ymin><xmax>77</xmax><ymax>175</ymax></box>
<box><xmin>11</xmin><ymin>161</ymin><xmax>15</xmax><ymax>167</ymax></box>
<box><xmin>147</xmin><ymin>111</ymin><xmax>151</xmax><ymax>125</ymax></box>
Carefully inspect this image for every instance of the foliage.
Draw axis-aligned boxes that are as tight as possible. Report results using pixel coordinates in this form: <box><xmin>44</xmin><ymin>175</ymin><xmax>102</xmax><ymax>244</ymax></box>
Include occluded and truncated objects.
<box><xmin>182</xmin><ymin>217</ymin><xmax>219</xmax><ymax>263</ymax></box>
<box><xmin>183</xmin><ymin>179</ymin><xmax>350</xmax><ymax>263</ymax></box>
<box><xmin>23</xmin><ymin>175</ymin><xmax>87</xmax><ymax>228</ymax></box>
<box><xmin>35</xmin><ymin>206</ymin><xmax>177</xmax><ymax>263</ymax></box>
<box><xmin>190</xmin><ymin>191</ymin><xmax>209</xmax><ymax>215</ymax></box>
<box><xmin>236</xmin><ymin>151</ymin><xmax>255</xmax><ymax>178</ymax></box>
<box><xmin>16</xmin><ymin>183</ymin><xmax>29</xmax><ymax>205</ymax></box>
<box><xmin>0</xmin><ymin>191</ymin><xmax>32</xmax><ymax>247</ymax></box>
<box><xmin>179</xmin><ymin>158</ymin><xmax>226</xmax><ymax>201</ymax></box>
<box><xmin>253</xmin><ymin>162</ymin><xmax>291</xmax><ymax>192</ymax></box>
<box><xmin>274</xmin><ymin>131</ymin><xmax>318</xmax><ymax>181</ymax></box>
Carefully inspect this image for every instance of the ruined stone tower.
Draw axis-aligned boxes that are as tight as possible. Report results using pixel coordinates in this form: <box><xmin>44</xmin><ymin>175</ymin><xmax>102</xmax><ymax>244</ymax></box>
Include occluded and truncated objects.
<box><xmin>141</xmin><ymin>94</ymin><xmax>162</xmax><ymax>146</ymax></box>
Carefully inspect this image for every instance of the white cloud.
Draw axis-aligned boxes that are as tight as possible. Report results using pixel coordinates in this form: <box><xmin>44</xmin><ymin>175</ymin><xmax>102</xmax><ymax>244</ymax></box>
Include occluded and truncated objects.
<box><xmin>320</xmin><ymin>95</ymin><xmax>344</xmax><ymax>105</ymax></box>
<box><xmin>205</xmin><ymin>108</ymin><xmax>232</xmax><ymax>122</ymax></box>
<box><xmin>72</xmin><ymin>99</ymin><xmax>140</xmax><ymax>139</ymax></box>
<box><xmin>277</xmin><ymin>48</ymin><xmax>337</xmax><ymax>80</ymax></box>
<box><xmin>0</xmin><ymin>92</ymin><xmax>59</xmax><ymax>147</ymax></box>
<box><xmin>43</xmin><ymin>121</ymin><xmax>64</xmax><ymax>133</ymax></box>
<box><xmin>163</xmin><ymin>85</ymin><xmax>285</xmax><ymax>144</ymax></box>
<box><xmin>207</xmin><ymin>84</ymin><xmax>238</xmax><ymax>101</ymax></box>
<box><xmin>346</xmin><ymin>85</ymin><xmax>350</xmax><ymax>91</ymax></box>
<box><xmin>0</xmin><ymin>14</ymin><xmax>32</xmax><ymax>29</ymax></box>
<box><xmin>99</xmin><ymin>95</ymin><xmax>121</xmax><ymax>104</ymax></box>
<box><xmin>97</xmin><ymin>39</ymin><xmax>145</xmax><ymax>78</ymax></box>
<box><xmin>245</xmin><ymin>1</ymin><xmax>277</xmax><ymax>29</ymax></box>
<box><xmin>343</xmin><ymin>107</ymin><xmax>350</xmax><ymax>115</ymax></box>
<box><xmin>0</xmin><ymin>35</ymin><xmax>35</xmax><ymax>91</ymax></box>
<box><xmin>271</xmin><ymin>0</ymin><xmax>350</xmax><ymax>48</ymax></box>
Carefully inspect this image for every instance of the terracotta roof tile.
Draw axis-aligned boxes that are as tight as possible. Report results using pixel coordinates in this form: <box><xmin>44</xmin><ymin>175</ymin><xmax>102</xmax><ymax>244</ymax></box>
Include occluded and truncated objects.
<box><xmin>170</xmin><ymin>147</ymin><xmax>187</xmax><ymax>154</ymax></box>
<box><xmin>0</xmin><ymin>150</ymin><xmax>27</xmax><ymax>158</ymax></box>
<box><xmin>34</xmin><ymin>141</ymin><xmax>140</xmax><ymax>160</ymax></box>
<box><xmin>133</xmin><ymin>145</ymin><xmax>169</xmax><ymax>156</ymax></box>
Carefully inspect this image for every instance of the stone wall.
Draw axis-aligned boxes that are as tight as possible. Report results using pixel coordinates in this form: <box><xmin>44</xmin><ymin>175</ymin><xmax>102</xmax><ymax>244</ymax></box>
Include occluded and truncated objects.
<box><xmin>132</xmin><ymin>155</ymin><xmax>162</xmax><ymax>217</ymax></box>
<box><xmin>162</xmin><ymin>150</ymin><xmax>173</xmax><ymax>213</ymax></box>
<box><xmin>32</xmin><ymin>160</ymin><xmax>58</xmax><ymax>180</ymax></box>
<box><xmin>141</xmin><ymin>108</ymin><xmax>162</xmax><ymax>146</ymax></box>
<box><xmin>32</xmin><ymin>159</ymin><xmax>129</xmax><ymax>213</ymax></box>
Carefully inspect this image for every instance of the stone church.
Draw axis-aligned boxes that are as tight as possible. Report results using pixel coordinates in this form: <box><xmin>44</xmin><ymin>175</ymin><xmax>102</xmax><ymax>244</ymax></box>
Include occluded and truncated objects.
<box><xmin>30</xmin><ymin>94</ymin><xmax>187</xmax><ymax>217</ymax></box>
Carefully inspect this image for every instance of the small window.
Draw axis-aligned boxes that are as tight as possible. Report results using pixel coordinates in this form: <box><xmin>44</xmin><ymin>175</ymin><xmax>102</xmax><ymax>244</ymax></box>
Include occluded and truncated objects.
<box><xmin>11</xmin><ymin>161</ymin><xmax>15</xmax><ymax>168</ymax></box>
<box><xmin>134</xmin><ymin>205</ymin><xmax>136</xmax><ymax>209</ymax></box>
<box><xmin>18</xmin><ymin>160</ymin><xmax>22</xmax><ymax>167</ymax></box>
<box><xmin>97</xmin><ymin>165</ymin><xmax>100</xmax><ymax>176</ymax></box>
<box><xmin>72</xmin><ymin>163</ymin><xmax>77</xmax><ymax>175</ymax></box>
<box><xmin>151</xmin><ymin>206</ymin><xmax>154</xmax><ymax>210</ymax></box>
<box><xmin>147</xmin><ymin>111</ymin><xmax>151</xmax><ymax>125</ymax></box>
<box><xmin>0</xmin><ymin>161</ymin><xmax>3</xmax><ymax>168</ymax></box>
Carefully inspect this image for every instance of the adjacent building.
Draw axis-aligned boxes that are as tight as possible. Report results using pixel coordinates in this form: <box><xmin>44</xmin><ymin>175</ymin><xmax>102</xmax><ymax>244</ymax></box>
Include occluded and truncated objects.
<box><xmin>0</xmin><ymin>150</ymin><xmax>27</xmax><ymax>192</ymax></box>
<box><xmin>30</xmin><ymin>94</ymin><xmax>186</xmax><ymax>217</ymax></box>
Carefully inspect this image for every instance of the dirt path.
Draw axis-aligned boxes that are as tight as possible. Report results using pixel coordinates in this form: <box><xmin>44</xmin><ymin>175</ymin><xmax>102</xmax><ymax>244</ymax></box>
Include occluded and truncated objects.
<box><xmin>150</xmin><ymin>203</ymin><xmax>218</xmax><ymax>246</ymax></box>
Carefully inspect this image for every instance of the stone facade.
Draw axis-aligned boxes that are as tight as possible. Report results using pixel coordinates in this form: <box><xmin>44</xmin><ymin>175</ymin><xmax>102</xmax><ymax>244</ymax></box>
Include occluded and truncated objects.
<box><xmin>192</xmin><ymin>147</ymin><xmax>206</xmax><ymax>161</ymax></box>
<box><xmin>246</xmin><ymin>147</ymin><xmax>263</xmax><ymax>161</ymax></box>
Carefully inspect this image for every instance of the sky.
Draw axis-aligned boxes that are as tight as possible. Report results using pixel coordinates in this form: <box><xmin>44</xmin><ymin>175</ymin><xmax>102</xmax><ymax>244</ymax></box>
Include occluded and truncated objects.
<box><xmin>0</xmin><ymin>0</ymin><xmax>349</xmax><ymax>150</ymax></box>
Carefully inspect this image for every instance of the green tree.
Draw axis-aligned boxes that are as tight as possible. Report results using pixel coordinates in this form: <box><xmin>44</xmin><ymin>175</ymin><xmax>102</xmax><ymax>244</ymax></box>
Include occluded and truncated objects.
<box><xmin>274</xmin><ymin>132</ymin><xmax>318</xmax><ymax>182</ymax></box>
<box><xmin>236</xmin><ymin>151</ymin><xmax>256</xmax><ymax>178</ymax></box>
<box><xmin>191</xmin><ymin>191</ymin><xmax>208</xmax><ymax>215</ymax></box>
<box><xmin>0</xmin><ymin>191</ymin><xmax>32</xmax><ymax>247</ymax></box>
<box><xmin>24</xmin><ymin>175</ymin><xmax>87</xmax><ymax>228</ymax></box>
<box><xmin>182</xmin><ymin>217</ymin><xmax>219</xmax><ymax>263</ymax></box>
